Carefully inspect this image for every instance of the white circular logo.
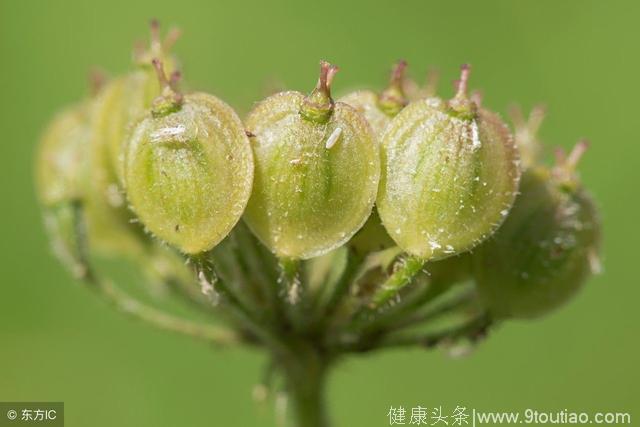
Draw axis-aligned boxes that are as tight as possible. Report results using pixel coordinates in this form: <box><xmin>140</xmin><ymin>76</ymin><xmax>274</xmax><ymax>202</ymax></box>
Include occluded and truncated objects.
<box><xmin>6</xmin><ymin>409</ymin><xmax>17</xmax><ymax>420</ymax></box>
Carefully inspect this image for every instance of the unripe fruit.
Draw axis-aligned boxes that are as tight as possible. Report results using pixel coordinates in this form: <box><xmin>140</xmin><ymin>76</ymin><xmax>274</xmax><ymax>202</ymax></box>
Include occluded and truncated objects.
<box><xmin>339</xmin><ymin>61</ymin><xmax>409</xmax><ymax>136</ymax></box>
<box><xmin>473</xmin><ymin>142</ymin><xmax>602</xmax><ymax>319</ymax></box>
<box><xmin>125</xmin><ymin>60</ymin><xmax>253</xmax><ymax>255</ymax></box>
<box><xmin>36</xmin><ymin>104</ymin><xmax>92</xmax><ymax>277</ymax></box>
<box><xmin>36</xmin><ymin>105</ymin><xmax>91</xmax><ymax>206</ymax></box>
<box><xmin>84</xmin><ymin>21</ymin><xmax>180</xmax><ymax>256</ymax></box>
<box><xmin>244</xmin><ymin>61</ymin><xmax>380</xmax><ymax>259</ymax></box>
<box><xmin>108</xmin><ymin>20</ymin><xmax>181</xmax><ymax>185</ymax></box>
<box><xmin>85</xmin><ymin>78</ymin><xmax>149</xmax><ymax>256</ymax></box>
<box><xmin>377</xmin><ymin>64</ymin><xmax>520</xmax><ymax>261</ymax></box>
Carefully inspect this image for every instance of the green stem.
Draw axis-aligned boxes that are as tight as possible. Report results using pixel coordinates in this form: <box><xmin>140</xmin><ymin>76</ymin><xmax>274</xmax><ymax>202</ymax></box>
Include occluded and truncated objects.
<box><xmin>192</xmin><ymin>254</ymin><xmax>288</xmax><ymax>354</ymax></box>
<box><xmin>370</xmin><ymin>256</ymin><xmax>425</xmax><ymax>307</ymax></box>
<box><xmin>345</xmin><ymin>256</ymin><xmax>428</xmax><ymax>334</ymax></box>
<box><xmin>374</xmin><ymin>313</ymin><xmax>492</xmax><ymax>350</ymax></box>
<box><xmin>230</xmin><ymin>224</ymin><xmax>280</xmax><ymax>323</ymax></box>
<box><xmin>66</xmin><ymin>201</ymin><xmax>239</xmax><ymax>346</ymax></box>
<box><xmin>279</xmin><ymin>258</ymin><xmax>309</xmax><ymax>332</ymax></box>
<box><xmin>358</xmin><ymin>278</ymin><xmax>449</xmax><ymax>335</ymax></box>
<box><xmin>280</xmin><ymin>345</ymin><xmax>330</xmax><ymax>427</ymax></box>
<box><xmin>316</xmin><ymin>250</ymin><xmax>361</xmax><ymax>322</ymax></box>
<box><xmin>95</xmin><ymin>276</ymin><xmax>239</xmax><ymax>345</ymax></box>
<box><xmin>279</xmin><ymin>258</ymin><xmax>302</xmax><ymax>304</ymax></box>
<box><xmin>388</xmin><ymin>289</ymin><xmax>477</xmax><ymax>331</ymax></box>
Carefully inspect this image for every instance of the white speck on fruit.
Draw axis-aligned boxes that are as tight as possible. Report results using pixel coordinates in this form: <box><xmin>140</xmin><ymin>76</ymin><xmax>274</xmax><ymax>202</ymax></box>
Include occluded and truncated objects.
<box><xmin>429</xmin><ymin>240</ymin><xmax>442</xmax><ymax>251</ymax></box>
<box><xmin>470</xmin><ymin>120</ymin><xmax>481</xmax><ymax>151</ymax></box>
<box><xmin>325</xmin><ymin>127</ymin><xmax>342</xmax><ymax>149</ymax></box>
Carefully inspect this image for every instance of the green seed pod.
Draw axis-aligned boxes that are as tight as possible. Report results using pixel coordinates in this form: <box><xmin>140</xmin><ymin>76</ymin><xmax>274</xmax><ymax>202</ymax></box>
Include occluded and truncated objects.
<box><xmin>243</xmin><ymin>61</ymin><xmax>380</xmax><ymax>260</ymax></box>
<box><xmin>84</xmin><ymin>78</ymin><xmax>149</xmax><ymax>256</ymax></box>
<box><xmin>473</xmin><ymin>142</ymin><xmax>602</xmax><ymax>319</ymax></box>
<box><xmin>427</xmin><ymin>252</ymin><xmax>473</xmax><ymax>288</ymax></box>
<box><xmin>509</xmin><ymin>104</ymin><xmax>545</xmax><ymax>169</ymax></box>
<box><xmin>36</xmin><ymin>104</ymin><xmax>91</xmax><ymax>207</ymax></box>
<box><xmin>125</xmin><ymin>60</ymin><xmax>253</xmax><ymax>255</ymax></box>
<box><xmin>108</xmin><ymin>20</ymin><xmax>181</xmax><ymax>185</ymax></box>
<box><xmin>377</xmin><ymin>64</ymin><xmax>520</xmax><ymax>261</ymax></box>
<box><xmin>36</xmin><ymin>103</ymin><xmax>92</xmax><ymax>277</ymax></box>
<box><xmin>339</xmin><ymin>61</ymin><xmax>409</xmax><ymax>136</ymax></box>
<box><xmin>84</xmin><ymin>21</ymin><xmax>180</xmax><ymax>256</ymax></box>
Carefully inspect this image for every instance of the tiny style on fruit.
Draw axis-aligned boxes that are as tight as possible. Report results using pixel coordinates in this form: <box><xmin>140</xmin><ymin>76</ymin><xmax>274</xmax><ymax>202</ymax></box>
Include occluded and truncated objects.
<box><xmin>35</xmin><ymin>21</ymin><xmax>603</xmax><ymax>427</ymax></box>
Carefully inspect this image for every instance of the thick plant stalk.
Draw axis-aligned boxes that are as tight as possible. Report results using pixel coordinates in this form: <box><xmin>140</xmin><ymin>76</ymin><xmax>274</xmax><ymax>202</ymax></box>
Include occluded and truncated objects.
<box><xmin>280</xmin><ymin>346</ymin><xmax>331</xmax><ymax>427</ymax></box>
<box><xmin>370</xmin><ymin>256</ymin><xmax>425</xmax><ymax>306</ymax></box>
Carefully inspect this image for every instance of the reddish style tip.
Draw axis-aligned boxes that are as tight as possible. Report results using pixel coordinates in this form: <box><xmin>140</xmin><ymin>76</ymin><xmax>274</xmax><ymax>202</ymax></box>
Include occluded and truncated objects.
<box><xmin>88</xmin><ymin>67</ymin><xmax>107</xmax><ymax>96</ymax></box>
<box><xmin>390</xmin><ymin>60</ymin><xmax>408</xmax><ymax>87</ymax></box>
<box><xmin>151</xmin><ymin>58</ymin><xmax>169</xmax><ymax>88</ymax></box>
<box><xmin>150</xmin><ymin>19</ymin><xmax>161</xmax><ymax>49</ymax></box>
<box><xmin>318</xmin><ymin>60</ymin><xmax>339</xmax><ymax>93</ymax></box>
<box><xmin>553</xmin><ymin>139</ymin><xmax>590</xmax><ymax>185</ymax></box>
<box><xmin>163</xmin><ymin>27</ymin><xmax>182</xmax><ymax>51</ymax></box>
<box><xmin>455</xmin><ymin>63</ymin><xmax>471</xmax><ymax>99</ymax></box>
<box><xmin>567</xmin><ymin>140</ymin><xmax>590</xmax><ymax>169</ymax></box>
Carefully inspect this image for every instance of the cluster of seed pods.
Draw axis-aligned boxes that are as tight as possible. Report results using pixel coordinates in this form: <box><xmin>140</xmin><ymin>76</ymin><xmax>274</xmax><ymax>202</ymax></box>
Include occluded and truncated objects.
<box><xmin>36</xmin><ymin>20</ymin><xmax>602</xmax><ymax>345</ymax></box>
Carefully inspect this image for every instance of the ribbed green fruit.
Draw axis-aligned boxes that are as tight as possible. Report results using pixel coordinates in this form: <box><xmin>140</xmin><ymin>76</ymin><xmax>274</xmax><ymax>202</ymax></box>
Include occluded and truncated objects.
<box><xmin>474</xmin><ymin>155</ymin><xmax>601</xmax><ymax>319</ymax></box>
<box><xmin>84</xmin><ymin>77</ymin><xmax>149</xmax><ymax>256</ymax></box>
<box><xmin>125</xmin><ymin>85</ymin><xmax>253</xmax><ymax>254</ymax></box>
<box><xmin>244</xmin><ymin>62</ymin><xmax>380</xmax><ymax>259</ymax></box>
<box><xmin>36</xmin><ymin>104</ymin><xmax>92</xmax><ymax>277</ymax></box>
<box><xmin>84</xmin><ymin>22</ymin><xmax>180</xmax><ymax>256</ymax></box>
<box><xmin>36</xmin><ymin>105</ymin><xmax>91</xmax><ymax>206</ymax></box>
<box><xmin>377</xmin><ymin>65</ymin><xmax>520</xmax><ymax>260</ymax></box>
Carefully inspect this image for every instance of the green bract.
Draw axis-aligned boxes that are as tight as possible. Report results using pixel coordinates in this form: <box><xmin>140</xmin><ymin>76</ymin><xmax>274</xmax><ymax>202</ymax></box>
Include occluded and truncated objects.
<box><xmin>244</xmin><ymin>61</ymin><xmax>380</xmax><ymax>260</ymax></box>
<box><xmin>377</xmin><ymin>65</ymin><xmax>520</xmax><ymax>260</ymax></box>
<box><xmin>125</xmin><ymin>61</ymin><xmax>253</xmax><ymax>255</ymax></box>
<box><xmin>339</xmin><ymin>60</ymin><xmax>408</xmax><ymax>136</ymax></box>
<box><xmin>473</xmin><ymin>144</ymin><xmax>601</xmax><ymax>319</ymax></box>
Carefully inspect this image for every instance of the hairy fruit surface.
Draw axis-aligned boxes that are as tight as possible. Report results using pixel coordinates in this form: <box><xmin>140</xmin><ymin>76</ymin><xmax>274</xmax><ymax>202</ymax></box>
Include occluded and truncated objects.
<box><xmin>244</xmin><ymin>62</ymin><xmax>379</xmax><ymax>259</ymax></box>
<box><xmin>377</xmin><ymin>66</ymin><xmax>520</xmax><ymax>260</ymax></box>
<box><xmin>126</xmin><ymin>91</ymin><xmax>253</xmax><ymax>254</ymax></box>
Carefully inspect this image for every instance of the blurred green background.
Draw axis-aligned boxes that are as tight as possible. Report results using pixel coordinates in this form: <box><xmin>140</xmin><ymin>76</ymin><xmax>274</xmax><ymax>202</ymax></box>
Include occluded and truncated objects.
<box><xmin>1</xmin><ymin>0</ymin><xmax>638</xmax><ymax>425</ymax></box>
